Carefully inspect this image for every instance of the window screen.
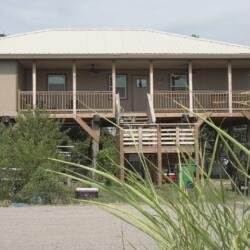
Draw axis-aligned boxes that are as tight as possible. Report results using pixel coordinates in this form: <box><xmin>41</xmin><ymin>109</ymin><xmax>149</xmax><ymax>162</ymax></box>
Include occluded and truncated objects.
<box><xmin>109</xmin><ymin>75</ymin><xmax>127</xmax><ymax>99</ymax></box>
<box><xmin>48</xmin><ymin>75</ymin><xmax>66</xmax><ymax>91</ymax></box>
<box><xmin>170</xmin><ymin>74</ymin><xmax>188</xmax><ymax>91</ymax></box>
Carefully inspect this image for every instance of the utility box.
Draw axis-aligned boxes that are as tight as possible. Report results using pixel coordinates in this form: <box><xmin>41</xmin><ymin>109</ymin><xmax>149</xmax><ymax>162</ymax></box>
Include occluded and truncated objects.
<box><xmin>178</xmin><ymin>164</ymin><xmax>196</xmax><ymax>188</ymax></box>
<box><xmin>75</xmin><ymin>187</ymin><xmax>99</xmax><ymax>199</ymax></box>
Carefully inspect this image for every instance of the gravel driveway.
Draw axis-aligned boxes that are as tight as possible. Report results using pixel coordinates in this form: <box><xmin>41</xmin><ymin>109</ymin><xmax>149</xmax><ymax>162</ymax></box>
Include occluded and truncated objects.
<box><xmin>0</xmin><ymin>205</ymin><xmax>156</xmax><ymax>250</ymax></box>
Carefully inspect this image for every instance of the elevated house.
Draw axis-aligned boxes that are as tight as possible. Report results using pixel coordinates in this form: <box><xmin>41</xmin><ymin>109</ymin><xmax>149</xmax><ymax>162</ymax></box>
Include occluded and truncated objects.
<box><xmin>0</xmin><ymin>29</ymin><xmax>249</xmax><ymax>185</ymax></box>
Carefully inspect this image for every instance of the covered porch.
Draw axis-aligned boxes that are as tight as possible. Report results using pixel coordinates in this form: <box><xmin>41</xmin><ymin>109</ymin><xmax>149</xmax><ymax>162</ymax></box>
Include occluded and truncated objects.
<box><xmin>17</xmin><ymin>59</ymin><xmax>250</xmax><ymax>118</ymax></box>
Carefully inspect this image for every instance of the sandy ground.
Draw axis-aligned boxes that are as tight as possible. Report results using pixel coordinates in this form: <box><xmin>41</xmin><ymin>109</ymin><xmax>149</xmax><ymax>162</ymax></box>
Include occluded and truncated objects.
<box><xmin>0</xmin><ymin>205</ymin><xmax>156</xmax><ymax>250</ymax></box>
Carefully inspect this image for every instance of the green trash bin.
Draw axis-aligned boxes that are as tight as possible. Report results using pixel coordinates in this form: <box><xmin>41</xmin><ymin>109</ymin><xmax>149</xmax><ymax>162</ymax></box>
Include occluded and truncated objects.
<box><xmin>178</xmin><ymin>164</ymin><xmax>196</xmax><ymax>188</ymax></box>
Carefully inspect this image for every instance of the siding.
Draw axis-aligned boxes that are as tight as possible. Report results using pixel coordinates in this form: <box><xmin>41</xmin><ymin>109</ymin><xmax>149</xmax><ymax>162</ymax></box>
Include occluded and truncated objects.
<box><xmin>0</xmin><ymin>62</ymin><xmax>18</xmax><ymax>116</ymax></box>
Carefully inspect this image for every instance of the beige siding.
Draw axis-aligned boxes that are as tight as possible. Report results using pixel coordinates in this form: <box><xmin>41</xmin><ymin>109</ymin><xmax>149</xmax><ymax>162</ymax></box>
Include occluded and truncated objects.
<box><xmin>0</xmin><ymin>62</ymin><xmax>18</xmax><ymax>116</ymax></box>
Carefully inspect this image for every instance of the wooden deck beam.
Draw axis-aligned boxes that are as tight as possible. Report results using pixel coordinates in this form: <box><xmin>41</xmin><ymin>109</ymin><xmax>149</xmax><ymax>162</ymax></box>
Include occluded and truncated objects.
<box><xmin>73</xmin><ymin>115</ymin><xmax>100</xmax><ymax>143</ymax></box>
<box><xmin>242</xmin><ymin>111</ymin><xmax>250</xmax><ymax>120</ymax></box>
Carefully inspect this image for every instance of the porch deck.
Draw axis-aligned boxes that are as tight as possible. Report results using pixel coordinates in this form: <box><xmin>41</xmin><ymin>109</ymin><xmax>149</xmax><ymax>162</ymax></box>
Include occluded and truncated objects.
<box><xmin>18</xmin><ymin>90</ymin><xmax>113</xmax><ymax>114</ymax></box>
<box><xmin>18</xmin><ymin>90</ymin><xmax>250</xmax><ymax>117</ymax></box>
<box><xmin>154</xmin><ymin>90</ymin><xmax>250</xmax><ymax>113</ymax></box>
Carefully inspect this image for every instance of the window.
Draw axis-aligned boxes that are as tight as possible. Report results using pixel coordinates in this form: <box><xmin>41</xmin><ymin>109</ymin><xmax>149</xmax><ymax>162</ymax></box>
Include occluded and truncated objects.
<box><xmin>48</xmin><ymin>74</ymin><xmax>66</xmax><ymax>91</ymax></box>
<box><xmin>109</xmin><ymin>75</ymin><xmax>127</xmax><ymax>99</ymax></box>
<box><xmin>136</xmin><ymin>77</ymin><xmax>148</xmax><ymax>88</ymax></box>
<box><xmin>170</xmin><ymin>74</ymin><xmax>188</xmax><ymax>91</ymax></box>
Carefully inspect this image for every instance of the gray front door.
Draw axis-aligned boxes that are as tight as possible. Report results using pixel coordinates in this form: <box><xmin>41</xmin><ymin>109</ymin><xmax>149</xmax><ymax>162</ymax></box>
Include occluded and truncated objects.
<box><xmin>132</xmin><ymin>76</ymin><xmax>149</xmax><ymax>111</ymax></box>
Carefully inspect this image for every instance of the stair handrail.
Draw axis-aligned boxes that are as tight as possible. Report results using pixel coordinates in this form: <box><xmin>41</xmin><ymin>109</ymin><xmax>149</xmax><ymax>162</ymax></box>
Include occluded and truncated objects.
<box><xmin>115</xmin><ymin>93</ymin><xmax>121</xmax><ymax>124</ymax></box>
<box><xmin>147</xmin><ymin>93</ymin><xmax>156</xmax><ymax>123</ymax></box>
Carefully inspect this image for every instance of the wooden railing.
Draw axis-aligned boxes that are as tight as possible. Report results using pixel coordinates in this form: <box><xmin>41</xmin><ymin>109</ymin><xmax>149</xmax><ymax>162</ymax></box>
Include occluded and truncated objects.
<box><xmin>76</xmin><ymin>91</ymin><xmax>113</xmax><ymax>112</ymax></box>
<box><xmin>19</xmin><ymin>91</ymin><xmax>113</xmax><ymax>113</ymax></box>
<box><xmin>154</xmin><ymin>91</ymin><xmax>250</xmax><ymax>113</ymax></box>
<box><xmin>122</xmin><ymin>124</ymin><xmax>195</xmax><ymax>148</ymax></box>
<box><xmin>193</xmin><ymin>91</ymin><xmax>229</xmax><ymax>112</ymax></box>
<box><xmin>232</xmin><ymin>91</ymin><xmax>250</xmax><ymax>111</ymax></box>
<box><xmin>154</xmin><ymin>91</ymin><xmax>189</xmax><ymax>112</ymax></box>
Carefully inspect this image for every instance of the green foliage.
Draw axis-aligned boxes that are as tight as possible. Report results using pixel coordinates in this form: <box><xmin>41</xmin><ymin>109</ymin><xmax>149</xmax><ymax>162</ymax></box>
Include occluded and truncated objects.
<box><xmin>96</xmin><ymin>128</ymin><xmax>118</xmax><ymax>185</ymax></box>
<box><xmin>0</xmin><ymin>111</ymin><xmax>68</xmax><ymax>200</ymax></box>
<box><xmin>97</xmin><ymin>147</ymin><xmax>118</xmax><ymax>174</ymax></box>
<box><xmin>16</xmin><ymin>168</ymin><xmax>71</xmax><ymax>204</ymax></box>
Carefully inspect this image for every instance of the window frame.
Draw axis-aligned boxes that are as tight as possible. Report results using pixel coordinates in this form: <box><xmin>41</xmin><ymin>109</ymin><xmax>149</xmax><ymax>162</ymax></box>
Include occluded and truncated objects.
<box><xmin>47</xmin><ymin>74</ymin><xmax>66</xmax><ymax>91</ymax></box>
<box><xmin>108</xmin><ymin>74</ymin><xmax>128</xmax><ymax>100</ymax></box>
<box><xmin>170</xmin><ymin>73</ymin><xmax>188</xmax><ymax>91</ymax></box>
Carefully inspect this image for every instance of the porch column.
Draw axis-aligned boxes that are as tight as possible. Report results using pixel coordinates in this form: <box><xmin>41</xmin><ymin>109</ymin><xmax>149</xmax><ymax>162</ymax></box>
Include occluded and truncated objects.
<box><xmin>32</xmin><ymin>61</ymin><xmax>37</xmax><ymax>110</ymax></box>
<box><xmin>72</xmin><ymin>61</ymin><xmax>77</xmax><ymax>115</ymax></box>
<box><xmin>149</xmin><ymin>61</ymin><xmax>154</xmax><ymax>95</ymax></box>
<box><xmin>112</xmin><ymin>61</ymin><xmax>116</xmax><ymax>114</ymax></box>
<box><xmin>228</xmin><ymin>61</ymin><xmax>233</xmax><ymax>114</ymax></box>
<box><xmin>188</xmin><ymin>61</ymin><xmax>193</xmax><ymax>113</ymax></box>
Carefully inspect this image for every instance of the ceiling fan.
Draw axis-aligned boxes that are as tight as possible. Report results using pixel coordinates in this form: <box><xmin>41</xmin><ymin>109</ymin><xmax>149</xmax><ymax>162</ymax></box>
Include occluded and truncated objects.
<box><xmin>87</xmin><ymin>64</ymin><xmax>103</xmax><ymax>74</ymax></box>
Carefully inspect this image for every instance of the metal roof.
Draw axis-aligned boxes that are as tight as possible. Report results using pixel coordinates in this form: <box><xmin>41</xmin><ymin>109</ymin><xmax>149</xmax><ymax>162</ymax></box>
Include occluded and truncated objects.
<box><xmin>0</xmin><ymin>29</ymin><xmax>250</xmax><ymax>59</ymax></box>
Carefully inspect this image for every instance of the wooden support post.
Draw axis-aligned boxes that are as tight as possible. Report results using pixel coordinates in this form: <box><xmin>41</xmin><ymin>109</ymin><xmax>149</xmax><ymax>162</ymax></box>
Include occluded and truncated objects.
<box><xmin>194</xmin><ymin>124</ymin><xmax>200</xmax><ymax>181</ymax></box>
<box><xmin>228</xmin><ymin>60</ymin><xmax>233</xmax><ymax>114</ymax></box>
<box><xmin>149</xmin><ymin>61</ymin><xmax>154</xmax><ymax>96</ymax></box>
<box><xmin>247</xmin><ymin>120</ymin><xmax>250</xmax><ymax>144</ymax></box>
<box><xmin>91</xmin><ymin>116</ymin><xmax>100</xmax><ymax>178</ymax></box>
<box><xmin>112</xmin><ymin>61</ymin><xmax>116</xmax><ymax>116</ymax></box>
<box><xmin>188</xmin><ymin>61</ymin><xmax>193</xmax><ymax>113</ymax></box>
<box><xmin>72</xmin><ymin>61</ymin><xmax>77</xmax><ymax>115</ymax></box>
<box><xmin>32</xmin><ymin>61</ymin><xmax>37</xmax><ymax>110</ymax></box>
<box><xmin>138</xmin><ymin>127</ymin><xmax>143</xmax><ymax>150</ymax></box>
<box><xmin>176</xmin><ymin>126</ymin><xmax>180</xmax><ymax>147</ymax></box>
<box><xmin>119</xmin><ymin>128</ymin><xmax>125</xmax><ymax>182</ymax></box>
<box><xmin>157</xmin><ymin>125</ymin><xmax>162</xmax><ymax>186</ymax></box>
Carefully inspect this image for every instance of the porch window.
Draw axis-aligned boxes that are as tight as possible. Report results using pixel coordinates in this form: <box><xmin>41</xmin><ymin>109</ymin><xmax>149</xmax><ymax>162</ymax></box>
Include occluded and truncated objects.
<box><xmin>109</xmin><ymin>75</ymin><xmax>127</xmax><ymax>99</ymax></box>
<box><xmin>170</xmin><ymin>74</ymin><xmax>188</xmax><ymax>91</ymax></box>
<box><xmin>48</xmin><ymin>74</ymin><xmax>66</xmax><ymax>91</ymax></box>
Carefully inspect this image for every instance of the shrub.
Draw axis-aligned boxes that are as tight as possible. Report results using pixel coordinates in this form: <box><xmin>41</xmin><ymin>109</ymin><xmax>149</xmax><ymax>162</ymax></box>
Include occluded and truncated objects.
<box><xmin>16</xmin><ymin>168</ymin><xmax>71</xmax><ymax>204</ymax></box>
<box><xmin>0</xmin><ymin>111</ymin><xmax>68</xmax><ymax>200</ymax></box>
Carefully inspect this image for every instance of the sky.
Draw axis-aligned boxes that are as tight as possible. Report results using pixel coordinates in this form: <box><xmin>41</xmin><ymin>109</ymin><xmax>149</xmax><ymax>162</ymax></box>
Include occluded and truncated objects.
<box><xmin>0</xmin><ymin>0</ymin><xmax>250</xmax><ymax>45</ymax></box>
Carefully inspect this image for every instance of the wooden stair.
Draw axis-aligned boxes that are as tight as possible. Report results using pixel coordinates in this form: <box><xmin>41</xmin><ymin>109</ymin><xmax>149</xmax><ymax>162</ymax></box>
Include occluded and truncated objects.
<box><xmin>119</xmin><ymin>114</ymin><xmax>148</xmax><ymax>125</ymax></box>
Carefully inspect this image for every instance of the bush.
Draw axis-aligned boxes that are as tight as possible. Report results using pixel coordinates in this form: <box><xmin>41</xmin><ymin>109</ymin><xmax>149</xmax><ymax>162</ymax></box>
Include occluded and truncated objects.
<box><xmin>0</xmin><ymin>111</ymin><xmax>68</xmax><ymax>200</ymax></box>
<box><xmin>16</xmin><ymin>168</ymin><xmax>71</xmax><ymax>204</ymax></box>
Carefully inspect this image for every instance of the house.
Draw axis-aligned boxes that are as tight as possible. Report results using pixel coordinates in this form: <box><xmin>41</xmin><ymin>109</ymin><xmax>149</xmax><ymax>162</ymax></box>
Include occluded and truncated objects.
<box><xmin>0</xmin><ymin>29</ymin><xmax>249</xmax><ymax>185</ymax></box>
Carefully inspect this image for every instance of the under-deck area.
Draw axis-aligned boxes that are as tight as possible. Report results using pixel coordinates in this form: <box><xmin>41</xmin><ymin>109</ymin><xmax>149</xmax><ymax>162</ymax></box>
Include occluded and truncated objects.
<box><xmin>118</xmin><ymin>123</ymin><xmax>199</xmax><ymax>185</ymax></box>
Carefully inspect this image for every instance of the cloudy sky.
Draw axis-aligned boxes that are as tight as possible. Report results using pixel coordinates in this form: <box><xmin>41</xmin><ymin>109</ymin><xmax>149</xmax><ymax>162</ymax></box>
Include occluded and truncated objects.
<box><xmin>0</xmin><ymin>0</ymin><xmax>249</xmax><ymax>45</ymax></box>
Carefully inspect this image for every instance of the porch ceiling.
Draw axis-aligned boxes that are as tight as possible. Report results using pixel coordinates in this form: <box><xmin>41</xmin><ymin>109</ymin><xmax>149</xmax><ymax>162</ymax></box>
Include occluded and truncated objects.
<box><xmin>18</xmin><ymin>59</ymin><xmax>250</xmax><ymax>70</ymax></box>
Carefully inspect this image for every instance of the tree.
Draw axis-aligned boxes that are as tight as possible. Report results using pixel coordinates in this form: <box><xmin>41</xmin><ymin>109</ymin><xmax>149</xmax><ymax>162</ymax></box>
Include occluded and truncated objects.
<box><xmin>191</xmin><ymin>34</ymin><xmax>200</xmax><ymax>38</ymax></box>
<box><xmin>0</xmin><ymin>111</ymin><xmax>68</xmax><ymax>199</ymax></box>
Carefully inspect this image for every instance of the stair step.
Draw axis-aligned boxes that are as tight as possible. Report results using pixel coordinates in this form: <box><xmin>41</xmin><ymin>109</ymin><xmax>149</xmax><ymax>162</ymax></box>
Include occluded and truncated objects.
<box><xmin>120</xmin><ymin>115</ymin><xmax>149</xmax><ymax>124</ymax></box>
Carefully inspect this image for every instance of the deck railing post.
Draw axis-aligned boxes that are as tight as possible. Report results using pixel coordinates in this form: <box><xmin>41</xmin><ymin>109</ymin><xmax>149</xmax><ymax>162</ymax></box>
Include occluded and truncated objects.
<box><xmin>188</xmin><ymin>61</ymin><xmax>193</xmax><ymax>113</ymax></box>
<box><xmin>112</xmin><ymin>61</ymin><xmax>116</xmax><ymax>116</ymax></box>
<box><xmin>138</xmin><ymin>127</ymin><xmax>143</xmax><ymax>149</ymax></box>
<box><xmin>72</xmin><ymin>61</ymin><xmax>77</xmax><ymax>115</ymax></box>
<box><xmin>176</xmin><ymin>126</ymin><xmax>180</xmax><ymax>147</ymax></box>
<box><xmin>32</xmin><ymin>61</ymin><xmax>37</xmax><ymax>110</ymax></box>
<box><xmin>228</xmin><ymin>60</ymin><xmax>233</xmax><ymax>113</ymax></box>
<box><xmin>149</xmin><ymin>61</ymin><xmax>154</xmax><ymax>98</ymax></box>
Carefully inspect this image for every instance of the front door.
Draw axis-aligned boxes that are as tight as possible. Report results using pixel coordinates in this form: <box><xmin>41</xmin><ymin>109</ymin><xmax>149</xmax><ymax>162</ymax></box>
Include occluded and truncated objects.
<box><xmin>132</xmin><ymin>76</ymin><xmax>149</xmax><ymax>111</ymax></box>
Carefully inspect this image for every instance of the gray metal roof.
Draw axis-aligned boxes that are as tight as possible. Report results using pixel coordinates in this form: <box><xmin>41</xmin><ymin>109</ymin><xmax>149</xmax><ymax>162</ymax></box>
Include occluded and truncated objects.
<box><xmin>0</xmin><ymin>29</ymin><xmax>250</xmax><ymax>59</ymax></box>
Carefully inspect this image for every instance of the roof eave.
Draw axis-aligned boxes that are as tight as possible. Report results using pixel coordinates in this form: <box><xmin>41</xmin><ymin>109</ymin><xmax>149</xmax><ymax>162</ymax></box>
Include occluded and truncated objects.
<box><xmin>1</xmin><ymin>53</ymin><xmax>250</xmax><ymax>60</ymax></box>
